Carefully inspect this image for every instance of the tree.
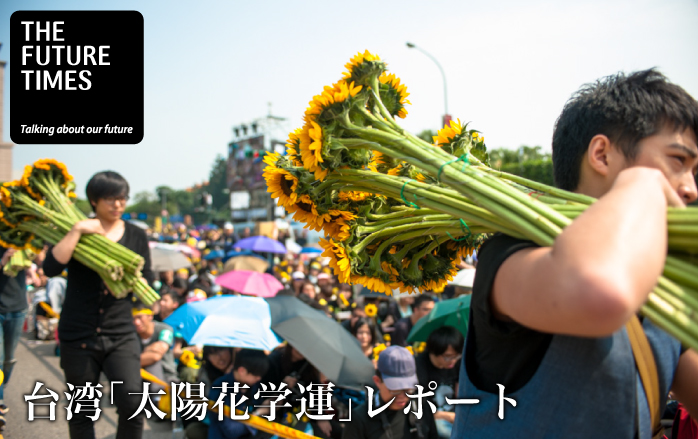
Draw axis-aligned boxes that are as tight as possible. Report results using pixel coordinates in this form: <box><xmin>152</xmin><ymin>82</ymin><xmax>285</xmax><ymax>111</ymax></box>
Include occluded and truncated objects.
<box><xmin>417</xmin><ymin>129</ymin><xmax>436</xmax><ymax>144</ymax></box>
<box><xmin>208</xmin><ymin>154</ymin><xmax>228</xmax><ymax>210</ymax></box>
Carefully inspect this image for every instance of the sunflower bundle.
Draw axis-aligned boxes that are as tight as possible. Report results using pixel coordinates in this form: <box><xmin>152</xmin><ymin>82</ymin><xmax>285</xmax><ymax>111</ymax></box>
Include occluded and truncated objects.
<box><xmin>0</xmin><ymin>159</ymin><xmax>159</xmax><ymax>305</ymax></box>
<box><xmin>3</xmin><ymin>249</ymin><xmax>35</xmax><ymax>277</ymax></box>
<box><xmin>264</xmin><ymin>50</ymin><xmax>698</xmax><ymax>350</ymax></box>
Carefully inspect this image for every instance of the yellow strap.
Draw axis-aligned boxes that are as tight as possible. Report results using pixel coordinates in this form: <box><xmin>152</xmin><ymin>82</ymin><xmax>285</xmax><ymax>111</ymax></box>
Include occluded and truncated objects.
<box><xmin>38</xmin><ymin>301</ymin><xmax>59</xmax><ymax>319</ymax></box>
<box><xmin>626</xmin><ymin>315</ymin><xmax>663</xmax><ymax>438</ymax></box>
<box><xmin>140</xmin><ymin>369</ymin><xmax>320</xmax><ymax>439</ymax></box>
<box><xmin>206</xmin><ymin>400</ymin><xmax>321</xmax><ymax>439</ymax></box>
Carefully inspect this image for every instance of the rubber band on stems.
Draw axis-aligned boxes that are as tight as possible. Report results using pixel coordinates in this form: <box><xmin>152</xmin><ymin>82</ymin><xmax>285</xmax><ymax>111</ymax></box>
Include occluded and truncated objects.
<box><xmin>446</xmin><ymin>219</ymin><xmax>472</xmax><ymax>242</ymax></box>
<box><xmin>437</xmin><ymin>153</ymin><xmax>470</xmax><ymax>182</ymax></box>
<box><xmin>400</xmin><ymin>179</ymin><xmax>421</xmax><ymax>209</ymax></box>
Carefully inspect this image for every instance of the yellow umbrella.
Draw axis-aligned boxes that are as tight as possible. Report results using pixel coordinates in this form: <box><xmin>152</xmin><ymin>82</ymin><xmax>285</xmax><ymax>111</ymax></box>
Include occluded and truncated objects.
<box><xmin>223</xmin><ymin>256</ymin><xmax>269</xmax><ymax>273</ymax></box>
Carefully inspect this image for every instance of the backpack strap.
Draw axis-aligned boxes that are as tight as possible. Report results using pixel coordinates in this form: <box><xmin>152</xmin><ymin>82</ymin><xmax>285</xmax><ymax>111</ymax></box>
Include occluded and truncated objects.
<box><xmin>626</xmin><ymin>315</ymin><xmax>664</xmax><ymax>439</ymax></box>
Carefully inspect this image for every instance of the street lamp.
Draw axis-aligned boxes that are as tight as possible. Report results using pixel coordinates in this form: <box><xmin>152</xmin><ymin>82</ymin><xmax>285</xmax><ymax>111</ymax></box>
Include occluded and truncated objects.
<box><xmin>406</xmin><ymin>42</ymin><xmax>450</xmax><ymax>127</ymax></box>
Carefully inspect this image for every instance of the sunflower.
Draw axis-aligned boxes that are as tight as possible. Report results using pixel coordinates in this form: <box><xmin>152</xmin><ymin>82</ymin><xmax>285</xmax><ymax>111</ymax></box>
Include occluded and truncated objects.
<box><xmin>343</xmin><ymin>50</ymin><xmax>381</xmax><ymax>78</ymax></box>
<box><xmin>33</xmin><ymin>158</ymin><xmax>73</xmax><ymax>184</ymax></box>
<box><xmin>405</xmin><ymin>346</ymin><xmax>415</xmax><ymax>355</ymax></box>
<box><xmin>291</xmin><ymin>195</ymin><xmax>331</xmax><ymax>231</ymax></box>
<box><xmin>373</xmin><ymin>343</ymin><xmax>387</xmax><ymax>360</ymax></box>
<box><xmin>352</xmin><ymin>273</ymin><xmax>393</xmax><ymax>295</ymax></box>
<box><xmin>379</xmin><ymin>73</ymin><xmax>411</xmax><ymax>119</ymax></box>
<box><xmin>433</xmin><ymin>119</ymin><xmax>463</xmax><ymax>147</ymax></box>
<box><xmin>298</xmin><ymin>121</ymin><xmax>329</xmax><ymax>181</ymax></box>
<box><xmin>263</xmin><ymin>154</ymin><xmax>300</xmax><ymax>210</ymax></box>
<box><xmin>338</xmin><ymin>191</ymin><xmax>372</xmax><ymax>203</ymax></box>
<box><xmin>364</xmin><ymin>303</ymin><xmax>378</xmax><ymax>317</ymax></box>
<box><xmin>323</xmin><ymin>209</ymin><xmax>357</xmax><ymax>242</ymax></box>
<box><xmin>319</xmin><ymin>238</ymin><xmax>352</xmax><ymax>283</ymax></box>
<box><xmin>20</xmin><ymin>166</ymin><xmax>42</xmax><ymax>201</ymax></box>
<box><xmin>285</xmin><ymin>128</ymin><xmax>304</xmax><ymax>166</ymax></box>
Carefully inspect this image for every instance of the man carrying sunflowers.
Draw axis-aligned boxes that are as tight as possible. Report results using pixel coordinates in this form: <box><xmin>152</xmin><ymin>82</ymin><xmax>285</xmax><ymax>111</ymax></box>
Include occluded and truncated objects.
<box><xmin>452</xmin><ymin>69</ymin><xmax>698</xmax><ymax>438</ymax></box>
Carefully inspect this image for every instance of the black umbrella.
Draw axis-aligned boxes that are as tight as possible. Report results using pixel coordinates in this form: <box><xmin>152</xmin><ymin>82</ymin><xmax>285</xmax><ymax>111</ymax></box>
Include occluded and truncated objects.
<box><xmin>266</xmin><ymin>295</ymin><xmax>375</xmax><ymax>391</ymax></box>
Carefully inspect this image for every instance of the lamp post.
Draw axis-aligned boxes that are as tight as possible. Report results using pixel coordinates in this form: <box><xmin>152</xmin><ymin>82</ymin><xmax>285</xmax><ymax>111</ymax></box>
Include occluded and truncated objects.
<box><xmin>406</xmin><ymin>42</ymin><xmax>451</xmax><ymax>127</ymax></box>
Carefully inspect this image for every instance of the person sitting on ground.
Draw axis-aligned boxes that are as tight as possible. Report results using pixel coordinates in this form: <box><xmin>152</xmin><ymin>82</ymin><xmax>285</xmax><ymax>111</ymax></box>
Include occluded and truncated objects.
<box><xmin>132</xmin><ymin>303</ymin><xmax>177</xmax><ymax>387</ymax></box>
<box><xmin>182</xmin><ymin>346</ymin><xmax>236</xmax><ymax>439</ymax></box>
<box><xmin>415</xmin><ymin>326</ymin><xmax>463</xmax><ymax>439</ymax></box>
<box><xmin>391</xmin><ymin>294</ymin><xmax>435</xmax><ymax>347</ymax></box>
<box><xmin>342</xmin><ymin>345</ymin><xmax>438</xmax><ymax>439</ymax></box>
<box><xmin>155</xmin><ymin>288</ymin><xmax>180</xmax><ymax>322</ymax></box>
<box><xmin>208</xmin><ymin>349</ymin><xmax>270</xmax><ymax>439</ymax></box>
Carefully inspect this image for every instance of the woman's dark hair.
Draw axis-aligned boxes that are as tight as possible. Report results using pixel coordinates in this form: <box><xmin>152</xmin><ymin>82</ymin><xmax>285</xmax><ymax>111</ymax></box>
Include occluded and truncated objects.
<box><xmin>234</xmin><ymin>349</ymin><xmax>270</xmax><ymax>377</ymax></box>
<box><xmin>426</xmin><ymin>326</ymin><xmax>464</xmax><ymax>356</ymax></box>
<box><xmin>552</xmin><ymin>68</ymin><xmax>698</xmax><ymax>191</ymax></box>
<box><xmin>351</xmin><ymin>317</ymin><xmax>378</xmax><ymax>346</ymax></box>
<box><xmin>85</xmin><ymin>171</ymin><xmax>130</xmax><ymax>211</ymax></box>
<box><xmin>202</xmin><ymin>346</ymin><xmax>234</xmax><ymax>382</ymax></box>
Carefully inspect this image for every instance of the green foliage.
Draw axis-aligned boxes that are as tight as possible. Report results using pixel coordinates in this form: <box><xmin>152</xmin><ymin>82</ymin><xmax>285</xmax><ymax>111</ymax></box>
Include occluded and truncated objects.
<box><xmin>489</xmin><ymin>146</ymin><xmax>554</xmax><ymax>186</ymax></box>
<box><xmin>208</xmin><ymin>155</ymin><xmax>228</xmax><ymax>210</ymax></box>
<box><xmin>499</xmin><ymin>159</ymin><xmax>555</xmax><ymax>186</ymax></box>
<box><xmin>416</xmin><ymin>129</ymin><xmax>436</xmax><ymax>144</ymax></box>
<box><xmin>74</xmin><ymin>198</ymin><xmax>92</xmax><ymax>216</ymax></box>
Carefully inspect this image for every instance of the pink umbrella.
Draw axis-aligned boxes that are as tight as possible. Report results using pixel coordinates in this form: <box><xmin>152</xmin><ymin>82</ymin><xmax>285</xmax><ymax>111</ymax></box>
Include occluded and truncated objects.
<box><xmin>214</xmin><ymin>270</ymin><xmax>283</xmax><ymax>298</ymax></box>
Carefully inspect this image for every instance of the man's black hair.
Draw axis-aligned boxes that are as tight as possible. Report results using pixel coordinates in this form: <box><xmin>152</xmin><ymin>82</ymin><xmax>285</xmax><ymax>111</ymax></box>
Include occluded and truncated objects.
<box><xmin>411</xmin><ymin>293</ymin><xmax>435</xmax><ymax>311</ymax></box>
<box><xmin>85</xmin><ymin>171</ymin><xmax>130</xmax><ymax>211</ymax></box>
<box><xmin>426</xmin><ymin>325</ymin><xmax>464</xmax><ymax>356</ymax></box>
<box><xmin>234</xmin><ymin>349</ymin><xmax>270</xmax><ymax>377</ymax></box>
<box><xmin>159</xmin><ymin>288</ymin><xmax>180</xmax><ymax>304</ymax></box>
<box><xmin>552</xmin><ymin>68</ymin><xmax>698</xmax><ymax>191</ymax></box>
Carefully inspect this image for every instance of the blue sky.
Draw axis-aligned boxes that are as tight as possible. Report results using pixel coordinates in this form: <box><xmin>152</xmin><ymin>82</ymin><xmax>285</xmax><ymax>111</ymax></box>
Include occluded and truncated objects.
<box><xmin>2</xmin><ymin>0</ymin><xmax>697</xmax><ymax>198</ymax></box>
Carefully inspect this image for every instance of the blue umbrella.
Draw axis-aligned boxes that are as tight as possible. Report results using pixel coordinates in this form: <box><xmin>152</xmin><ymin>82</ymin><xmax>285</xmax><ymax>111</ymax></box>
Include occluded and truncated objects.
<box><xmin>300</xmin><ymin>247</ymin><xmax>322</xmax><ymax>254</ymax></box>
<box><xmin>164</xmin><ymin>296</ymin><xmax>282</xmax><ymax>351</ymax></box>
<box><xmin>203</xmin><ymin>249</ymin><xmax>226</xmax><ymax>260</ymax></box>
<box><xmin>234</xmin><ymin>236</ymin><xmax>287</xmax><ymax>254</ymax></box>
<box><xmin>225</xmin><ymin>249</ymin><xmax>267</xmax><ymax>260</ymax></box>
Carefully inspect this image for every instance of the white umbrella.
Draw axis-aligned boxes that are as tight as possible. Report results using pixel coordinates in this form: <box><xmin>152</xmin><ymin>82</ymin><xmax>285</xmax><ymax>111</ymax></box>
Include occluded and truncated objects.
<box><xmin>150</xmin><ymin>247</ymin><xmax>192</xmax><ymax>272</ymax></box>
<box><xmin>449</xmin><ymin>268</ymin><xmax>476</xmax><ymax>288</ymax></box>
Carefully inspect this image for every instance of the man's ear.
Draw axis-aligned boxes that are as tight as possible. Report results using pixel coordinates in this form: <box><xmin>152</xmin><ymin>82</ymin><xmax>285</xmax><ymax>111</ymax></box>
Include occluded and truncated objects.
<box><xmin>586</xmin><ymin>134</ymin><xmax>614</xmax><ymax>177</ymax></box>
<box><xmin>372</xmin><ymin>375</ymin><xmax>381</xmax><ymax>386</ymax></box>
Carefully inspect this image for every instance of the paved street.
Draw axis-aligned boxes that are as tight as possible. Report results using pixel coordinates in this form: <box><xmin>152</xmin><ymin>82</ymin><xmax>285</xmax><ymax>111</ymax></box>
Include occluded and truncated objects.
<box><xmin>3</xmin><ymin>333</ymin><xmax>182</xmax><ymax>439</ymax></box>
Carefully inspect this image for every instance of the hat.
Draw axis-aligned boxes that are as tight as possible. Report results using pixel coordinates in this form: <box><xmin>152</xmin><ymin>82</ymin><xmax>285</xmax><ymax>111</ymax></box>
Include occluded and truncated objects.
<box><xmin>377</xmin><ymin>346</ymin><xmax>418</xmax><ymax>390</ymax></box>
<box><xmin>317</xmin><ymin>273</ymin><xmax>330</xmax><ymax>281</ymax></box>
<box><xmin>292</xmin><ymin>271</ymin><xmax>306</xmax><ymax>281</ymax></box>
<box><xmin>187</xmin><ymin>289</ymin><xmax>207</xmax><ymax>303</ymax></box>
<box><xmin>223</xmin><ymin>222</ymin><xmax>234</xmax><ymax>230</ymax></box>
<box><xmin>310</xmin><ymin>262</ymin><xmax>321</xmax><ymax>270</ymax></box>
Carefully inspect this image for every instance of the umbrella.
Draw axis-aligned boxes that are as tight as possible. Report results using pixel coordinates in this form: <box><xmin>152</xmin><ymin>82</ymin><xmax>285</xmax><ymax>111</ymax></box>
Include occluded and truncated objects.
<box><xmin>164</xmin><ymin>296</ymin><xmax>281</xmax><ymax>350</ymax></box>
<box><xmin>203</xmin><ymin>249</ymin><xmax>226</xmax><ymax>260</ymax></box>
<box><xmin>407</xmin><ymin>295</ymin><xmax>471</xmax><ymax>343</ymax></box>
<box><xmin>234</xmin><ymin>236</ymin><xmax>287</xmax><ymax>254</ymax></box>
<box><xmin>223</xmin><ymin>256</ymin><xmax>269</xmax><ymax>273</ymax></box>
<box><xmin>449</xmin><ymin>268</ymin><xmax>476</xmax><ymax>288</ymax></box>
<box><xmin>215</xmin><ymin>270</ymin><xmax>283</xmax><ymax>297</ymax></box>
<box><xmin>224</xmin><ymin>250</ymin><xmax>266</xmax><ymax>260</ymax></box>
<box><xmin>300</xmin><ymin>247</ymin><xmax>322</xmax><ymax>254</ymax></box>
<box><xmin>150</xmin><ymin>247</ymin><xmax>192</xmax><ymax>272</ymax></box>
<box><xmin>285</xmin><ymin>240</ymin><xmax>302</xmax><ymax>254</ymax></box>
<box><xmin>266</xmin><ymin>295</ymin><xmax>375</xmax><ymax>390</ymax></box>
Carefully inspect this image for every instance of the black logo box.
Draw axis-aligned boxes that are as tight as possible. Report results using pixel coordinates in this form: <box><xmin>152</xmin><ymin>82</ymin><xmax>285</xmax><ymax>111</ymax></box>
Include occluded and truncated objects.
<box><xmin>10</xmin><ymin>11</ymin><xmax>143</xmax><ymax>144</ymax></box>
